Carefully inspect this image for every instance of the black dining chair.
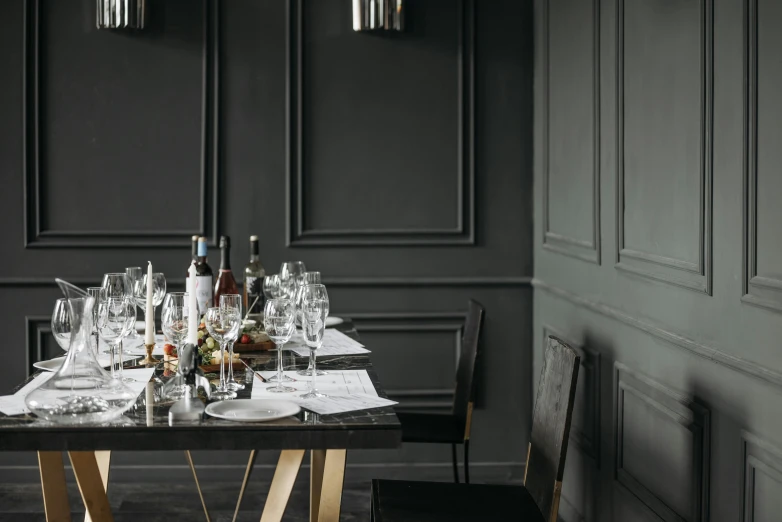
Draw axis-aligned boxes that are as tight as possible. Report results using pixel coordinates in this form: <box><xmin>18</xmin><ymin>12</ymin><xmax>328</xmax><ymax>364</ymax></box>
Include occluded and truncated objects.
<box><xmin>370</xmin><ymin>336</ymin><xmax>580</xmax><ymax>522</ymax></box>
<box><xmin>395</xmin><ymin>299</ymin><xmax>484</xmax><ymax>484</ymax></box>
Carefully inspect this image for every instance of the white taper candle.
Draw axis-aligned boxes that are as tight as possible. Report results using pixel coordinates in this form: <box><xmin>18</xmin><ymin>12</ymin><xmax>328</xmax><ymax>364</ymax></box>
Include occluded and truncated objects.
<box><xmin>145</xmin><ymin>261</ymin><xmax>155</xmax><ymax>345</ymax></box>
<box><xmin>188</xmin><ymin>262</ymin><xmax>199</xmax><ymax>345</ymax></box>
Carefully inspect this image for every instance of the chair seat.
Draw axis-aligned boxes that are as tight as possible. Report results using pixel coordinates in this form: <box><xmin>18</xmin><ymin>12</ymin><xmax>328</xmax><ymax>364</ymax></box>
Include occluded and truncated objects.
<box><xmin>397</xmin><ymin>411</ymin><xmax>464</xmax><ymax>444</ymax></box>
<box><xmin>371</xmin><ymin>479</ymin><xmax>546</xmax><ymax>522</ymax></box>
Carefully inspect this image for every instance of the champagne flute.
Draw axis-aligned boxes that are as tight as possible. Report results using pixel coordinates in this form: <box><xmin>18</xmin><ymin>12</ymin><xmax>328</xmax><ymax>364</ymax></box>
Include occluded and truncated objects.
<box><xmin>124</xmin><ymin>267</ymin><xmax>144</xmax><ymax>343</ymax></box>
<box><xmin>97</xmin><ymin>296</ymin><xmax>136</xmax><ymax>383</ymax></box>
<box><xmin>220</xmin><ymin>294</ymin><xmax>244</xmax><ymax>391</ymax></box>
<box><xmin>264</xmin><ymin>298</ymin><xmax>296</xmax><ymax>393</ymax></box>
<box><xmin>86</xmin><ymin>287</ymin><xmax>106</xmax><ymax>355</ymax></box>
<box><xmin>161</xmin><ymin>292</ymin><xmax>189</xmax><ymax>399</ymax></box>
<box><xmin>300</xmin><ymin>294</ymin><xmax>327</xmax><ymax>399</ymax></box>
<box><xmin>51</xmin><ymin>298</ymin><xmax>71</xmax><ymax>351</ymax></box>
<box><xmin>205</xmin><ymin>307</ymin><xmax>240</xmax><ymax>400</ymax></box>
<box><xmin>297</xmin><ymin>284</ymin><xmax>329</xmax><ymax>377</ymax></box>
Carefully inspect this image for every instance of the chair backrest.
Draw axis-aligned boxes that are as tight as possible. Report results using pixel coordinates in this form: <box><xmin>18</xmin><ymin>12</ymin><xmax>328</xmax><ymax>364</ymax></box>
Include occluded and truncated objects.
<box><xmin>452</xmin><ymin>299</ymin><xmax>485</xmax><ymax>438</ymax></box>
<box><xmin>524</xmin><ymin>336</ymin><xmax>580</xmax><ymax>522</ymax></box>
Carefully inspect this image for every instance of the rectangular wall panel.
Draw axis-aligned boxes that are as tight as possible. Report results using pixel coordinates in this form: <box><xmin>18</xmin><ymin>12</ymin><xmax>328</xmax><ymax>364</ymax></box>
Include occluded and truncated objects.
<box><xmin>615</xmin><ymin>0</ymin><xmax>713</xmax><ymax>293</ymax></box>
<box><xmin>743</xmin><ymin>0</ymin><xmax>782</xmax><ymax>311</ymax></box>
<box><xmin>615</xmin><ymin>363</ymin><xmax>709</xmax><ymax>522</ymax></box>
<box><xmin>542</xmin><ymin>0</ymin><xmax>600</xmax><ymax>263</ymax></box>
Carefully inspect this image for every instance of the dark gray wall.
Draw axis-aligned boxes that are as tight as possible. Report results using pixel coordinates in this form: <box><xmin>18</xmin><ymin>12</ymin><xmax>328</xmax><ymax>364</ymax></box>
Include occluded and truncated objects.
<box><xmin>535</xmin><ymin>0</ymin><xmax>782</xmax><ymax>521</ymax></box>
<box><xmin>0</xmin><ymin>0</ymin><xmax>533</xmax><ymax>482</ymax></box>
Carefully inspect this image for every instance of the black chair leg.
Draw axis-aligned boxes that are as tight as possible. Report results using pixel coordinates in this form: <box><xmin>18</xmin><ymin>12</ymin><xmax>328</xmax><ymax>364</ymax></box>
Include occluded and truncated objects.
<box><xmin>451</xmin><ymin>443</ymin><xmax>460</xmax><ymax>483</ymax></box>
<box><xmin>464</xmin><ymin>440</ymin><xmax>470</xmax><ymax>484</ymax></box>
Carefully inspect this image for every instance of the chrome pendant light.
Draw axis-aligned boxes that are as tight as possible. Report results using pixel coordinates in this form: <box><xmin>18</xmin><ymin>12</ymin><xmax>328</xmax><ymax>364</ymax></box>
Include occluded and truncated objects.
<box><xmin>96</xmin><ymin>0</ymin><xmax>147</xmax><ymax>30</ymax></box>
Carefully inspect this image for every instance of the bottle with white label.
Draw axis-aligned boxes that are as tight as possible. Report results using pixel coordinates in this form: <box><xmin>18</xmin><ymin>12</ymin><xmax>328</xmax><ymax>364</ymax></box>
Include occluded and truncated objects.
<box><xmin>194</xmin><ymin>237</ymin><xmax>214</xmax><ymax>316</ymax></box>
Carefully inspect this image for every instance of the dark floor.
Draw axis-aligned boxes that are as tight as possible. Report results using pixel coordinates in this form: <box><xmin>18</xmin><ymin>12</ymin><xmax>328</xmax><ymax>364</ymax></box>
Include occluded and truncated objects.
<box><xmin>0</xmin><ymin>477</ymin><xmax>371</xmax><ymax>521</ymax></box>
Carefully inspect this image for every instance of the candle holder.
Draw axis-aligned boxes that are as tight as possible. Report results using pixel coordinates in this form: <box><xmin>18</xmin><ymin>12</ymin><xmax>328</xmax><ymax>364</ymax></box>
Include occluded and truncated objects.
<box><xmin>142</xmin><ymin>343</ymin><xmax>157</xmax><ymax>366</ymax></box>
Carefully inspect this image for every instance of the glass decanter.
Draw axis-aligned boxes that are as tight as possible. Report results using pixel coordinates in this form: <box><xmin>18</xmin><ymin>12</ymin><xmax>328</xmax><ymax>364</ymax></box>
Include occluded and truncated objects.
<box><xmin>25</xmin><ymin>279</ymin><xmax>137</xmax><ymax>424</ymax></box>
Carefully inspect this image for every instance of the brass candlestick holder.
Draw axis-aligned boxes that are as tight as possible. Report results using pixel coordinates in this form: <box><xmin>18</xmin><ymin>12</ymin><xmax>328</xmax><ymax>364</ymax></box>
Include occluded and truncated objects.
<box><xmin>142</xmin><ymin>343</ymin><xmax>157</xmax><ymax>366</ymax></box>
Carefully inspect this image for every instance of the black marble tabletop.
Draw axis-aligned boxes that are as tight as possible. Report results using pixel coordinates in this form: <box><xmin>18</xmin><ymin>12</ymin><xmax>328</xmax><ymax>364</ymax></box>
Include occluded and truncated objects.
<box><xmin>0</xmin><ymin>321</ymin><xmax>401</xmax><ymax>452</ymax></box>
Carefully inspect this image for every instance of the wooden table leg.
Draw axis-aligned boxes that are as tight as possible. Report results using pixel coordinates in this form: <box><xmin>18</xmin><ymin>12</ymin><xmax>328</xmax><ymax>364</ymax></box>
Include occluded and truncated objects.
<box><xmin>184</xmin><ymin>450</ymin><xmax>211</xmax><ymax>522</ymax></box>
<box><xmin>84</xmin><ymin>451</ymin><xmax>111</xmax><ymax>522</ymax></box>
<box><xmin>317</xmin><ymin>450</ymin><xmax>347</xmax><ymax>522</ymax></box>
<box><xmin>38</xmin><ymin>451</ymin><xmax>71</xmax><ymax>522</ymax></box>
<box><xmin>309</xmin><ymin>450</ymin><xmax>326</xmax><ymax>522</ymax></box>
<box><xmin>259</xmin><ymin>449</ymin><xmax>305</xmax><ymax>522</ymax></box>
<box><xmin>232</xmin><ymin>450</ymin><xmax>258</xmax><ymax>522</ymax></box>
<box><xmin>68</xmin><ymin>452</ymin><xmax>113</xmax><ymax>522</ymax></box>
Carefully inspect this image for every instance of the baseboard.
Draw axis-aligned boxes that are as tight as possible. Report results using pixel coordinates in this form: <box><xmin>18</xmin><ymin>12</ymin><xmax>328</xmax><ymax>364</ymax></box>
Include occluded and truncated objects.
<box><xmin>0</xmin><ymin>460</ymin><xmax>525</xmax><ymax>484</ymax></box>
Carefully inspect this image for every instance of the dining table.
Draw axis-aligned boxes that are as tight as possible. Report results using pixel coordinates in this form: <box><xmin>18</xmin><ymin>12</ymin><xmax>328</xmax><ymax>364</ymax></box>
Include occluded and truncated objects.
<box><xmin>0</xmin><ymin>320</ymin><xmax>401</xmax><ymax>522</ymax></box>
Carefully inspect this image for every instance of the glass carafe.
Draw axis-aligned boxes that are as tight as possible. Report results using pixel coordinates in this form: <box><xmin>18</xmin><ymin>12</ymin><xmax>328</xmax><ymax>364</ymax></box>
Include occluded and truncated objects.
<box><xmin>25</xmin><ymin>279</ymin><xmax>137</xmax><ymax>424</ymax></box>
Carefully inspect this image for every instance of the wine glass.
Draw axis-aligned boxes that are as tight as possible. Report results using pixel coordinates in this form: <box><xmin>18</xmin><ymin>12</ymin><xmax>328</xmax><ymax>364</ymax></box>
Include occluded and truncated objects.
<box><xmin>294</xmin><ymin>272</ymin><xmax>321</xmax><ymax>327</ymax></box>
<box><xmin>161</xmin><ymin>292</ymin><xmax>189</xmax><ymax>399</ymax></box>
<box><xmin>124</xmin><ymin>267</ymin><xmax>143</xmax><ymax>343</ymax></box>
<box><xmin>205</xmin><ymin>307</ymin><xmax>241</xmax><ymax>400</ymax></box>
<box><xmin>51</xmin><ymin>298</ymin><xmax>71</xmax><ymax>351</ymax></box>
<box><xmin>134</xmin><ymin>272</ymin><xmax>166</xmax><ymax>313</ymax></box>
<box><xmin>297</xmin><ymin>284</ymin><xmax>330</xmax><ymax>378</ymax></box>
<box><xmin>86</xmin><ymin>287</ymin><xmax>106</xmax><ymax>354</ymax></box>
<box><xmin>102</xmin><ymin>273</ymin><xmax>131</xmax><ymax>299</ymax></box>
<box><xmin>97</xmin><ymin>296</ymin><xmax>137</xmax><ymax>383</ymax></box>
<box><xmin>280</xmin><ymin>261</ymin><xmax>307</xmax><ymax>285</ymax></box>
<box><xmin>264</xmin><ymin>298</ymin><xmax>296</xmax><ymax>393</ymax></box>
<box><xmin>300</xmin><ymin>293</ymin><xmax>328</xmax><ymax>399</ymax></box>
<box><xmin>263</xmin><ymin>274</ymin><xmax>280</xmax><ymax>300</ymax></box>
<box><xmin>220</xmin><ymin>294</ymin><xmax>244</xmax><ymax>391</ymax></box>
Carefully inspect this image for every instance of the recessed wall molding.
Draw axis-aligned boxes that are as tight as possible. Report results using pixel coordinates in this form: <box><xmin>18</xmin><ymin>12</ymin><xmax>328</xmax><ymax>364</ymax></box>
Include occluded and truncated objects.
<box><xmin>614</xmin><ymin>363</ymin><xmax>709</xmax><ymax>522</ymax></box>
<box><xmin>533</xmin><ymin>278</ymin><xmax>782</xmax><ymax>389</ymax></box>
<box><xmin>25</xmin><ymin>315</ymin><xmax>51</xmax><ymax>377</ymax></box>
<box><xmin>741</xmin><ymin>430</ymin><xmax>782</xmax><ymax>522</ymax></box>
<box><xmin>614</xmin><ymin>0</ymin><xmax>713</xmax><ymax>294</ymax></box>
<box><xmin>347</xmin><ymin>311</ymin><xmax>465</xmax><ymax>411</ymax></box>
<box><xmin>541</xmin><ymin>0</ymin><xmax>601</xmax><ymax>264</ymax></box>
<box><xmin>22</xmin><ymin>0</ymin><xmax>219</xmax><ymax>249</ymax></box>
<box><xmin>286</xmin><ymin>0</ymin><xmax>475</xmax><ymax>247</ymax></box>
<box><xmin>542</xmin><ymin>325</ymin><xmax>600</xmax><ymax>464</ymax></box>
<box><xmin>741</xmin><ymin>0</ymin><xmax>782</xmax><ymax>313</ymax></box>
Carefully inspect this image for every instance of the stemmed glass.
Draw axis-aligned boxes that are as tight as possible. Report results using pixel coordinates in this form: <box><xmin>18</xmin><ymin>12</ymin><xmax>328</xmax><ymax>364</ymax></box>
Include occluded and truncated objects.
<box><xmin>220</xmin><ymin>294</ymin><xmax>244</xmax><ymax>391</ymax></box>
<box><xmin>86</xmin><ymin>287</ymin><xmax>106</xmax><ymax>354</ymax></box>
<box><xmin>296</xmin><ymin>276</ymin><xmax>328</xmax><ymax>377</ymax></box>
<box><xmin>161</xmin><ymin>292</ymin><xmax>190</xmax><ymax>399</ymax></box>
<box><xmin>297</xmin><ymin>284</ymin><xmax>329</xmax><ymax>379</ymax></box>
<box><xmin>124</xmin><ymin>267</ymin><xmax>144</xmax><ymax>343</ymax></box>
<box><xmin>51</xmin><ymin>298</ymin><xmax>72</xmax><ymax>351</ymax></box>
<box><xmin>264</xmin><ymin>298</ymin><xmax>296</xmax><ymax>393</ymax></box>
<box><xmin>280</xmin><ymin>261</ymin><xmax>307</xmax><ymax>287</ymax></box>
<box><xmin>134</xmin><ymin>272</ymin><xmax>166</xmax><ymax>334</ymax></box>
<box><xmin>102</xmin><ymin>273</ymin><xmax>131</xmax><ymax>299</ymax></box>
<box><xmin>263</xmin><ymin>274</ymin><xmax>281</xmax><ymax>300</ymax></box>
<box><xmin>97</xmin><ymin>296</ymin><xmax>136</xmax><ymax>383</ymax></box>
<box><xmin>300</xmin><ymin>288</ymin><xmax>328</xmax><ymax>399</ymax></box>
<box><xmin>205</xmin><ymin>307</ymin><xmax>241</xmax><ymax>400</ymax></box>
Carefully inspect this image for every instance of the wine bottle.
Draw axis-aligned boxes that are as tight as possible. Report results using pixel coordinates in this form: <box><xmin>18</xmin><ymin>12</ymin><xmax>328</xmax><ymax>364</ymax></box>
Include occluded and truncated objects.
<box><xmin>214</xmin><ymin>235</ymin><xmax>239</xmax><ymax>306</ymax></box>
<box><xmin>185</xmin><ymin>235</ymin><xmax>199</xmax><ymax>303</ymax></box>
<box><xmin>194</xmin><ymin>237</ymin><xmax>214</xmax><ymax>315</ymax></box>
<box><xmin>243</xmin><ymin>235</ymin><xmax>266</xmax><ymax>318</ymax></box>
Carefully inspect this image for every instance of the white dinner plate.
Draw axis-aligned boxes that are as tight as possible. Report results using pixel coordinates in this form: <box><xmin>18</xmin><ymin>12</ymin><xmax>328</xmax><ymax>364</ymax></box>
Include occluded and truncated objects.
<box><xmin>33</xmin><ymin>354</ymin><xmax>140</xmax><ymax>372</ymax></box>
<box><xmin>326</xmin><ymin>316</ymin><xmax>344</xmax><ymax>327</ymax></box>
<box><xmin>205</xmin><ymin>399</ymin><xmax>301</xmax><ymax>422</ymax></box>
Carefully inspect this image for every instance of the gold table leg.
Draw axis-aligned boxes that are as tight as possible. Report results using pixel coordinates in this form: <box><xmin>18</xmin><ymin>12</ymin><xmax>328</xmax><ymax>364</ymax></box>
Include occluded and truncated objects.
<box><xmin>184</xmin><ymin>450</ymin><xmax>211</xmax><ymax>522</ymax></box>
<box><xmin>317</xmin><ymin>450</ymin><xmax>347</xmax><ymax>522</ymax></box>
<box><xmin>38</xmin><ymin>451</ymin><xmax>71</xmax><ymax>522</ymax></box>
<box><xmin>260</xmin><ymin>449</ymin><xmax>305</xmax><ymax>522</ymax></box>
<box><xmin>309</xmin><ymin>450</ymin><xmax>326</xmax><ymax>522</ymax></box>
<box><xmin>68</xmin><ymin>452</ymin><xmax>113</xmax><ymax>522</ymax></box>
<box><xmin>233</xmin><ymin>450</ymin><xmax>258</xmax><ymax>522</ymax></box>
<box><xmin>84</xmin><ymin>451</ymin><xmax>111</xmax><ymax>522</ymax></box>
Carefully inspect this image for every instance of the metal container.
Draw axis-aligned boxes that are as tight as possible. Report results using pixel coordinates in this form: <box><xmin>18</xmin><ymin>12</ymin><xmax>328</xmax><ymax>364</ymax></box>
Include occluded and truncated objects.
<box><xmin>97</xmin><ymin>0</ymin><xmax>147</xmax><ymax>30</ymax></box>
<box><xmin>353</xmin><ymin>0</ymin><xmax>404</xmax><ymax>32</ymax></box>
